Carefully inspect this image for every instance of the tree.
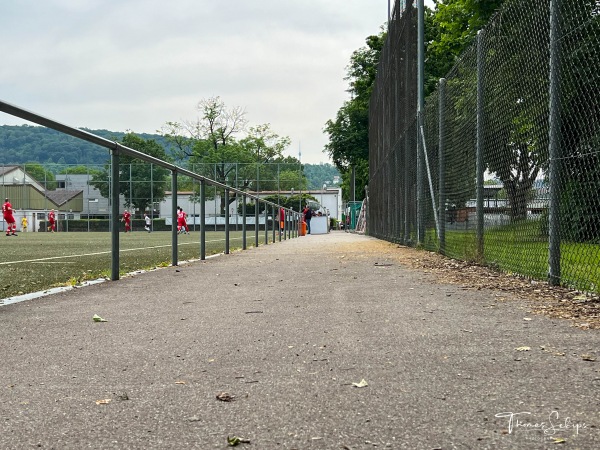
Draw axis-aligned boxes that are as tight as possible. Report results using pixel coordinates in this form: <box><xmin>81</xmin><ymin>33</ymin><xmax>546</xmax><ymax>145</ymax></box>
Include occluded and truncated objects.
<box><xmin>162</xmin><ymin>97</ymin><xmax>302</xmax><ymax>214</ymax></box>
<box><xmin>324</xmin><ymin>31</ymin><xmax>386</xmax><ymax>201</ymax></box>
<box><xmin>59</xmin><ymin>165</ymin><xmax>103</xmax><ymax>176</ymax></box>
<box><xmin>425</xmin><ymin>0</ymin><xmax>505</xmax><ymax>94</ymax></box>
<box><xmin>556</xmin><ymin>0</ymin><xmax>600</xmax><ymax>241</ymax></box>
<box><xmin>89</xmin><ymin>133</ymin><xmax>170</xmax><ymax>215</ymax></box>
<box><xmin>23</xmin><ymin>162</ymin><xmax>57</xmax><ymax>190</ymax></box>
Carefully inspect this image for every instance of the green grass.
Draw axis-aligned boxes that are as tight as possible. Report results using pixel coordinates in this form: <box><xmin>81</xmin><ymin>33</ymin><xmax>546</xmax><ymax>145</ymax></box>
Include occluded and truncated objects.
<box><xmin>424</xmin><ymin>222</ymin><xmax>600</xmax><ymax>294</ymax></box>
<box><xmin>0</xmin><ymin>230</ymin><xmax>280</xmax><ymax>299</ymax></box>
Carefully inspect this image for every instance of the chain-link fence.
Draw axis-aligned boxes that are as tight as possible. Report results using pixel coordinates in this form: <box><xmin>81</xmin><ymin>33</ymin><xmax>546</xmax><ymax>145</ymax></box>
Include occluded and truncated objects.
<box><xmin>369</xmin><ymin>0</ymin><xmax>600</xmax><ymax>294</ymax></box>
<box><xmin>1</xmin><ymin>161</ymin><xmax>309</xmax><ymax>233</ymax></box>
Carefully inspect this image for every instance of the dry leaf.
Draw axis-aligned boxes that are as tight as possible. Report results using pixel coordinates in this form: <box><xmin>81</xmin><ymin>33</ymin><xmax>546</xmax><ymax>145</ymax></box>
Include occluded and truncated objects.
<box><xmin>352</xmin><ymin>379</ymin><xmax>369</xmax><ymax>388</ymax></box>
<box><xmin>227</xmin><ymin>436</ymin><xmax>250</xmax><ymax>446</ymax></box>
<box><xmin>175</xmin><ymin>381</ymin><xmax>187</xmax><ymax>385</ymax></box>
<box><xmin>581</xmin><ymin>354</ymin><xmax>596</xmax><ymax>362</ymax></box>
<box><xmin>95</xmin><ymin>399</ymin><xmax>111</xmax><ymax>405</ymax></box>
<box><xmin>515</xmin><ymin>346</ymin><xmax>531</xmax><ymax>351</ymax></box>
<box><xmin>216</xmin><ymin>392</ymin><xmax>235</xmax><ymax>402</ymax></box>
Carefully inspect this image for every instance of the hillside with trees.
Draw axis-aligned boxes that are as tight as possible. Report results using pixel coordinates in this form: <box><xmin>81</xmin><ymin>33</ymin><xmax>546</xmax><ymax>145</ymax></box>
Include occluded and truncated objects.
<box><xmin>0</xmin><ymin>124</ymin><xmax>175</xmax><ymax>166</ymax></box>
<box><xmin>0</xmin><ymin>123</ymin><xmax>336</xmax><ymax>190</ymax></box>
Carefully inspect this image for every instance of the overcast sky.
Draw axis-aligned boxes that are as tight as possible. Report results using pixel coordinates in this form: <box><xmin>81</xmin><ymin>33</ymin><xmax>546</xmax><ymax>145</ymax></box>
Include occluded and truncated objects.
<box><xmin>1</xmin><ymin>1</ymin><xmax>433</xmax><ymax>164</ymax></box>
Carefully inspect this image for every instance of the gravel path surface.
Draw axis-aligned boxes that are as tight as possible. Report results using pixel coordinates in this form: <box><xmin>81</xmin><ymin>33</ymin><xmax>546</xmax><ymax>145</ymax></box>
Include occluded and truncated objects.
<box><xmin>1</xmin><ymin>232</ymin><xmax>598</xmax><ymax>449</ymax></box>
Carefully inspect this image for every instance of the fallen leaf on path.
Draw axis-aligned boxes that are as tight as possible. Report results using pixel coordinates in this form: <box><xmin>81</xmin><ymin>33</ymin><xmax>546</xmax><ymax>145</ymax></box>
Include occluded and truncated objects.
<box><xmin>352</xmin><ymin>379</ymin><xmax>369</xmax><ymax>388</ymax></box>
<box><xmin>95</xmin><ymin>399</ymin><xmax>111</xmax><ymax>405</ymax></box>
<box><xmin>581</xmin><ymin>354</ymin><xmax>596</xmax><ymax>362</ymax></box>
<box><xmin>92</xmin><ymin>314</ymin><xmax>107</xmax><ymax>322</ymax></box>
<box><xmin>515</xmin><ymin>346</ymin><xmax>531</xmax><ymax>351</ymax></box>
<box><xmin>216</xmin><ymin>392</ymin><xmax>235</xmax><ymax>402</ymax></box>
<box><xmin>227</xmin><ymin>436</ymin><xmax>250</xmax><ymax>446</ymax></box>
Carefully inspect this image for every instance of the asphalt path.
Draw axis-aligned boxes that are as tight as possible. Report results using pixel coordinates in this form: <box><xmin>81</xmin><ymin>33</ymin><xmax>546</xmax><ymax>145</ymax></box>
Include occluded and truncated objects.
<box><xmin>1</xmin><ymin>231</ymin><xmax>598</xmax><ymax>449</ymax></box>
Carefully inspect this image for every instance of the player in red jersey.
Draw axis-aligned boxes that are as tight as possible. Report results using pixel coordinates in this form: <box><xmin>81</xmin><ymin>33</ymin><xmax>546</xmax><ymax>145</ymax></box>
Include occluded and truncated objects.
<box><xmin>177</xmin><ymin>206</ymin><xmax>189</xmax><ymax>234</ymax></box>
<box><xmin>2</xmin><ymin>198</ymin><xmax>18</xmax><ymax>236</ymax></box>
<box><xmin>279</xmin><ymin>207</ymin><xmax>285</xmax><ymax>236</ymax></box>
<box><xmin>48</xmin><ymin>209</ymin><xmax>56</xmax><ymax>232</ymax></box>
<box><xmin>122</xmin><ymin>209</ymin><xmax>132</xmax><ymax>232</ymax></box>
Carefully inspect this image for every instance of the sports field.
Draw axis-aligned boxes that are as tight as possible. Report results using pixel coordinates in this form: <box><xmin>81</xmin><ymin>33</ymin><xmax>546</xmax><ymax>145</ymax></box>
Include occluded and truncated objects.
<box><xmin>0</xmin><ymin>230</ymin><xmax>279</xmax><ymax>300</ymax></box>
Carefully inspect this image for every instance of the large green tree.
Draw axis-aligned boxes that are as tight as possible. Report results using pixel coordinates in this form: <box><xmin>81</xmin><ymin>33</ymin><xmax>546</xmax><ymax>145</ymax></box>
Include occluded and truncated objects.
<box><xmin>556</xmin><ymin>0</ymin><xmax>600</xmax><ymax>241</ymax></box>
<box><xmin>162</xmin><ymin>97</ymin><xmax>303</xmax><ymax>214</ymax></box>
<box><xmin>324</xmin><ymin>32</ymin><xmax>385</xmax><ymax>201</ymax></box>
<box><xmin>89</xmin><ymin>133</ymin><xmax>170</xmax><ymax>215</ymax></box>
<box><xmin>426</xmin><ymin>0</ymin><xmax>506</xmax><ymax>94</ymax></box>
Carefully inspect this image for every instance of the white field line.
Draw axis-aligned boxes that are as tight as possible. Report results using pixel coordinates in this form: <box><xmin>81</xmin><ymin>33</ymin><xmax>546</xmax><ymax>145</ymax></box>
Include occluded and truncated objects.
<box><xmin>0</xmin><ymin>238</ymin><xmax>230</xmax><ymax>266</ymax></box>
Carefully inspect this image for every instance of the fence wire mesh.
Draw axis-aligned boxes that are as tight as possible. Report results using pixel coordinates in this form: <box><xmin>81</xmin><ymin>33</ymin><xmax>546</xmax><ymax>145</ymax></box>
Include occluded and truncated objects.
<box><xmin>369</xmin><ymin>0</ymin><xmax>600</xmax><ymax>294</ymax></box>
<box><xmin>1</xmin><ymin>161</ymin><xmax>308</xmax><ymax>233</ymax></box>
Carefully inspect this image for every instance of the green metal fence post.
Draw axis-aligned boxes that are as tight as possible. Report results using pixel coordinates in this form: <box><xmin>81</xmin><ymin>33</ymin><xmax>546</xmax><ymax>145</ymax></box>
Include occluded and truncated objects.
<box><xmin>172</xmin><ymin>170</ymin><xmax>178</xmax><ymax>266</ymax></box>
<box><xmin>110</xmin><ymin>147</ymin><xmax>120</xmax><ymax>281</ymax></box>
<box><xmin>548</xmin><ymin>0</ymin><xmax>562</xmax><ymax>285</ymax></box>
<box><xmin>438</xmin><ymin>78</ymin><xmax>447</xmax><ymax>255</ymax></box>
<box><xmin>476</xmin><ymin>30</ymin><xmax>485</xmax><ymax>262</ymax></box>
<box><xmin>242</xmin><ymin>194</ymin><xmax>247</xmax><ymax>250</ymax></box>
<box><xmin>255</xmin><ymin>200</ymin><xmax>259</xmax><ymax>247</ymax></box>
<box><xmin>225</xmin><ymin>188</ymin><xmax>230</xmax><ymax>254</ymax></box>
<box><xmin>200</xmin><ymin>179</ymin><xmax>206</xmax><ymax>260</ymax></box>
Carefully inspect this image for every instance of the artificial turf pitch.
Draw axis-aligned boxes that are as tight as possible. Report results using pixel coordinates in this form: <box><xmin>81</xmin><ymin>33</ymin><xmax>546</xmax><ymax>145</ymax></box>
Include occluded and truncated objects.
<box><xmin>0</xmin><ymin>230</ymin><xmax>268</xmax><ymax>300</ymax></box>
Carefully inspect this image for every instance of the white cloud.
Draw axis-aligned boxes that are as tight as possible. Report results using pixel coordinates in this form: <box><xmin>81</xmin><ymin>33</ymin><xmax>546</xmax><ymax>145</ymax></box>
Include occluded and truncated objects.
<box><xmin>0</xmin><ymin>0</ymin><xmax>397</xmax><ymax>164</ymax></box>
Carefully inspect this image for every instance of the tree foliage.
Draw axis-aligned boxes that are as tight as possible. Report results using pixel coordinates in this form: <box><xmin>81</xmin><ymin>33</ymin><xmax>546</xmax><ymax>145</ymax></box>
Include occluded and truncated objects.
<box><xmin>22</xmin><ymin>162</ymin><xmax>57</xmax><ymax>190</ymax></box>
<box><xmin>302</xmin><ymin>163</ymin><xmax>340</xmax><ymax>190</ymax></box>
<box><xmin>324</xmin><ymin>32</ymin><xmax>385</xmax><ymax>201</ymax></box>
<box><xmin>0</xmin><ymin>125</ymin><xmax>176</xmax><ymax>166</ymax></box>
<box><xmin>161</xmin><ymin>97</ymin><xmax>304</xmax><ymax>214</ymax></box>
<box><xmin>89</xmin><ymin>133</ymin><xmax>170</xmax><ymax>215</ymax></box>
<box><xmin>426</xmin><ymin>0</ymin><xmax>506</xmax><ymax>94</ymax></box>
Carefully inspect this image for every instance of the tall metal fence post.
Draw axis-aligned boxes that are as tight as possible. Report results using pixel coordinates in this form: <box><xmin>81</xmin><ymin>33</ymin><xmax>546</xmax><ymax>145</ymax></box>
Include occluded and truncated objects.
<box><xmin>438</xmin><ymin>78</ymin><xmax>447</xmax><ymax>255</ymax></box>
<box><xmin>476</xmin><ymin>30</ymin><xmax>485</xmax><ymax>262</ymax></box>
<box><xmin>171</xmin><ymin>170</ymin><xmax>178</xmax><ymax>266</ymax></box>
<box><xmin>225</xmin><ymin>188</ymin><xmax>230</xmax><ymax>254</ymax></box>
<box><xmin>110</xmin><ymin>148</ymin><xmax>120</xmax><ymax>281</ymax></box>
<box><xmin>200</xmin><ymin>179</ymin><xmax>206</xmax><ymax>260</ymax></box>
<box><xmin>548</xmin><ymin>0</ymin><xmax>562</xmax><ymax>285</ymax></box>
<box><xmin>416</xmin><ymin>0</ymin><xmax>425</xmax><ymax>244</ymax></box>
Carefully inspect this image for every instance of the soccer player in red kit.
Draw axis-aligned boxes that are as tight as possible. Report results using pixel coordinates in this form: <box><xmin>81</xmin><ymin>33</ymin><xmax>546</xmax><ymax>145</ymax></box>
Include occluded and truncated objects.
<box><xmin>48</xmin><ymin>209</ymin><xmax>56</xmax><ymax>232</ymax></box>
<box><xmin>122</xmin><ymin>210</ymin><xmax>132</xmax><ymax>232</ymax></box>
<box><xmin>177</xmin><ymin>206</ymin><xmax>189</xmax><ymax>234</ymax></box>
<box><xmin>2</xmin><ymin>198</ymin><xmax>18</xmax><ymax>236</ymax></box>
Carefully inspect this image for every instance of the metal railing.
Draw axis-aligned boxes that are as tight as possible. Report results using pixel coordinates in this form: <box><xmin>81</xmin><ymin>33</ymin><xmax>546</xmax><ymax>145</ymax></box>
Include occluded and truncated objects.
<box><xmin>0</xmin><ymin>99</ymin><xmax>301</xmax><ymax>281</ymax></box>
